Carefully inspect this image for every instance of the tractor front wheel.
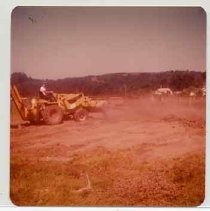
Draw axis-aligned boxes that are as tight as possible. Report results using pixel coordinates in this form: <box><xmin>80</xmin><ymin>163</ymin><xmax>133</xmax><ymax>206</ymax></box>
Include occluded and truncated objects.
<box><xmin>74</xmin><ymin>108</ymin><xmax>88</xmax><ymax>122</ymax></box>
<box><xmin>42</xmin><ymin>105</ymin><xmax>63</xmax><ymax>125</ymax></box>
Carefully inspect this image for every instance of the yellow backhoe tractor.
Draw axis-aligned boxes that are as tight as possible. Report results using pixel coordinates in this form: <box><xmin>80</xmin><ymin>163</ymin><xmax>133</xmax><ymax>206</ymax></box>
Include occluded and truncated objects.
<box><xmin>11</xmin><ymin>85</ymin><xmax>107</xmax><ymax>125</ymax></box>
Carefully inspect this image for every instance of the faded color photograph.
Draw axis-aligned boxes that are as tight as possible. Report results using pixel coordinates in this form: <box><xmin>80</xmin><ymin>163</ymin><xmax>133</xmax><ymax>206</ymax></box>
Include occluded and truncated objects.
<box><xmin>10</xmin><ymin>7</ymin><xmax>206</xmax><ymax>206</ymax></box>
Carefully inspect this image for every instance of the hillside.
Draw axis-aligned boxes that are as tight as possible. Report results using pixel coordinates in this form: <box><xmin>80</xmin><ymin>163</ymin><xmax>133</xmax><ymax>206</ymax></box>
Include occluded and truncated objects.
<box><xmin>11</xmin><ymin>71</ymin><xmax>206</xmax><ymax>97</ymax></box>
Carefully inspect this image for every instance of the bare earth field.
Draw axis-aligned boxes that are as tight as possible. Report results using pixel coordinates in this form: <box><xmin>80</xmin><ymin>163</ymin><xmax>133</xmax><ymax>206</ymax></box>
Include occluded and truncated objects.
<box><xmin>10</xmin><ymin>97</ymin><xmax>206</xmax><ymax>206</ymax></box>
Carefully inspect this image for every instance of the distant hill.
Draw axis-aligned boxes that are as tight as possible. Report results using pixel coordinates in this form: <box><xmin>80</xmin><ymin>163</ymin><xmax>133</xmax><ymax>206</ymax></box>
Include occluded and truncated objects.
<box><xmin>11</xmin><ymin>71</ymin><xmax>206</xmax><ymax>97</ymax></box>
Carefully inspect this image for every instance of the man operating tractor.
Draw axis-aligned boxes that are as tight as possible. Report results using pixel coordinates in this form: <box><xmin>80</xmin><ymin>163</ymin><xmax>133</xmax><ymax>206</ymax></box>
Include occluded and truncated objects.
<box><xmin>39</xmin><ymin>82</ymin><xmax>55</xmax><ymax>102</ymax></box>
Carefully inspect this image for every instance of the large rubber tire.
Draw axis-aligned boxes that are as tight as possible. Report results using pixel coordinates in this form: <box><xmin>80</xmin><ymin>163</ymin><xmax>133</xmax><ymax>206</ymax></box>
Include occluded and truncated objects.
<box><xmin>42</xmin><ymin>105</ymin><xmax>63</xmax><ymax>125</ymax></box>
<box><xmin>74</xmin><ymin>108</ymin><xmax>88</xmax><ymax>122</ymax></box>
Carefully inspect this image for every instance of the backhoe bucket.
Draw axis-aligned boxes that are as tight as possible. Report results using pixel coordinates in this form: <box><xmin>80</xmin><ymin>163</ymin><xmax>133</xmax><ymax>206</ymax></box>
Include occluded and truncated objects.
<box><xmin>11</xmin><ymin>85</ymin><xmax>27</xmax><ymax>121</ymax></box>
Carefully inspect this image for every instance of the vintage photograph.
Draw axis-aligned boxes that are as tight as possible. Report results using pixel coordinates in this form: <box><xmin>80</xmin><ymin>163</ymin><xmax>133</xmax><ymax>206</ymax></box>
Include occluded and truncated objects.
<box><xmin>10</xmin><ymin>7</ymin><xmax>206</xmax><ymax>206</ymax></box>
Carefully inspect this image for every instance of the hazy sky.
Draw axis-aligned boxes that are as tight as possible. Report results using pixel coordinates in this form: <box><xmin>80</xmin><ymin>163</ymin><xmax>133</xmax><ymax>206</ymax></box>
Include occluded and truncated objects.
<box><xmin>11</xmin><ymin>7</ymin><xmax>206</xmax><ymax>79</ymax></box>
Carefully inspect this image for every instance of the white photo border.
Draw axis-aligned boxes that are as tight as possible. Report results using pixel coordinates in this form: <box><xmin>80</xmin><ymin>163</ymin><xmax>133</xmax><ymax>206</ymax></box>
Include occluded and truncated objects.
<box><xmin>0</xmin><ymin>0</ymin><xmax>209</xmax><ymax>209</ymax></box>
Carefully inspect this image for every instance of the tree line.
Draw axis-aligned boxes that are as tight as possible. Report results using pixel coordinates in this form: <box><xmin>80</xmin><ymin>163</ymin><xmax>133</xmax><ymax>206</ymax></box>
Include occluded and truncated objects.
<box><xmin>11</xmin><ymin>70</ymin><xmax>206</xmax><ymax>97</ymax></box>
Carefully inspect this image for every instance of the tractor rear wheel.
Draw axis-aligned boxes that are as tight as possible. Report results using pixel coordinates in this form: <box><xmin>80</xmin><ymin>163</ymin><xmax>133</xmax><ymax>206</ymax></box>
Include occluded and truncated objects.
<box><xmin>74</xmin><ymin>108</ymin><xmax>88</xmax><ymax>122</ymax></box>
<box><xmin>42</xmin><ymin>105</ymin><xmax>63</xmax><ymax>125</ymax></box>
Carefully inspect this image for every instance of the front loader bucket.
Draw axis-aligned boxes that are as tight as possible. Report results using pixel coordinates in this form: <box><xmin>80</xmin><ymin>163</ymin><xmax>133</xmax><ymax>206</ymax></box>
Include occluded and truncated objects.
<box><xmin>89</xmin><ymin>100</ymin><xmax>108</xmax><ymax>113</ymax></box>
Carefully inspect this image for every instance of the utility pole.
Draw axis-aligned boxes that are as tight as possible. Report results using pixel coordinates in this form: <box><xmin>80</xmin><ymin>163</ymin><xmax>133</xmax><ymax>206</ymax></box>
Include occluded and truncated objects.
<box><xmin>123</xmin><ymin>84</ymin><xmax>127</xmax><ymax>97</ymax></box>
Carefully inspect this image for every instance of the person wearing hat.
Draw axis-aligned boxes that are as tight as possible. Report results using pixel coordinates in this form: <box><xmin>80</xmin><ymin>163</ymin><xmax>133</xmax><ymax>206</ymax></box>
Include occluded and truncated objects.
<box><xmin>39</xmin><ymin>82</ymin><xmax>54</xmax><ymax>101</ymax></box>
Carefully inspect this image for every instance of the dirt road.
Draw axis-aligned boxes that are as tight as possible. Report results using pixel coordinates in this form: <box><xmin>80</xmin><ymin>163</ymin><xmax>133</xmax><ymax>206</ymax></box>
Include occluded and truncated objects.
<box><xmin>10</xmin><ymin>97</ymin><xmax>205</xmax><ymax>206</ymax></box>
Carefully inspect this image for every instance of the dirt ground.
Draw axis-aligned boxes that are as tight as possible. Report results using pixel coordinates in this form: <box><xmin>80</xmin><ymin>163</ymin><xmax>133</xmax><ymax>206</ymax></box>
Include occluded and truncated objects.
<box><xmin>10</xmin><ymin>96</ymin><xmax>206</xmax><ymax>206</ymax></box>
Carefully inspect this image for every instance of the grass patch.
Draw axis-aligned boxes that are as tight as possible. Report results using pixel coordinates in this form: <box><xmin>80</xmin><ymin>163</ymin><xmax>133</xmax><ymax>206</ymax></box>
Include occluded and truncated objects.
<box><xmin>10</xmin><ymin>149</ymin><xmax>205</xmax><ymax>206</ymax></box>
